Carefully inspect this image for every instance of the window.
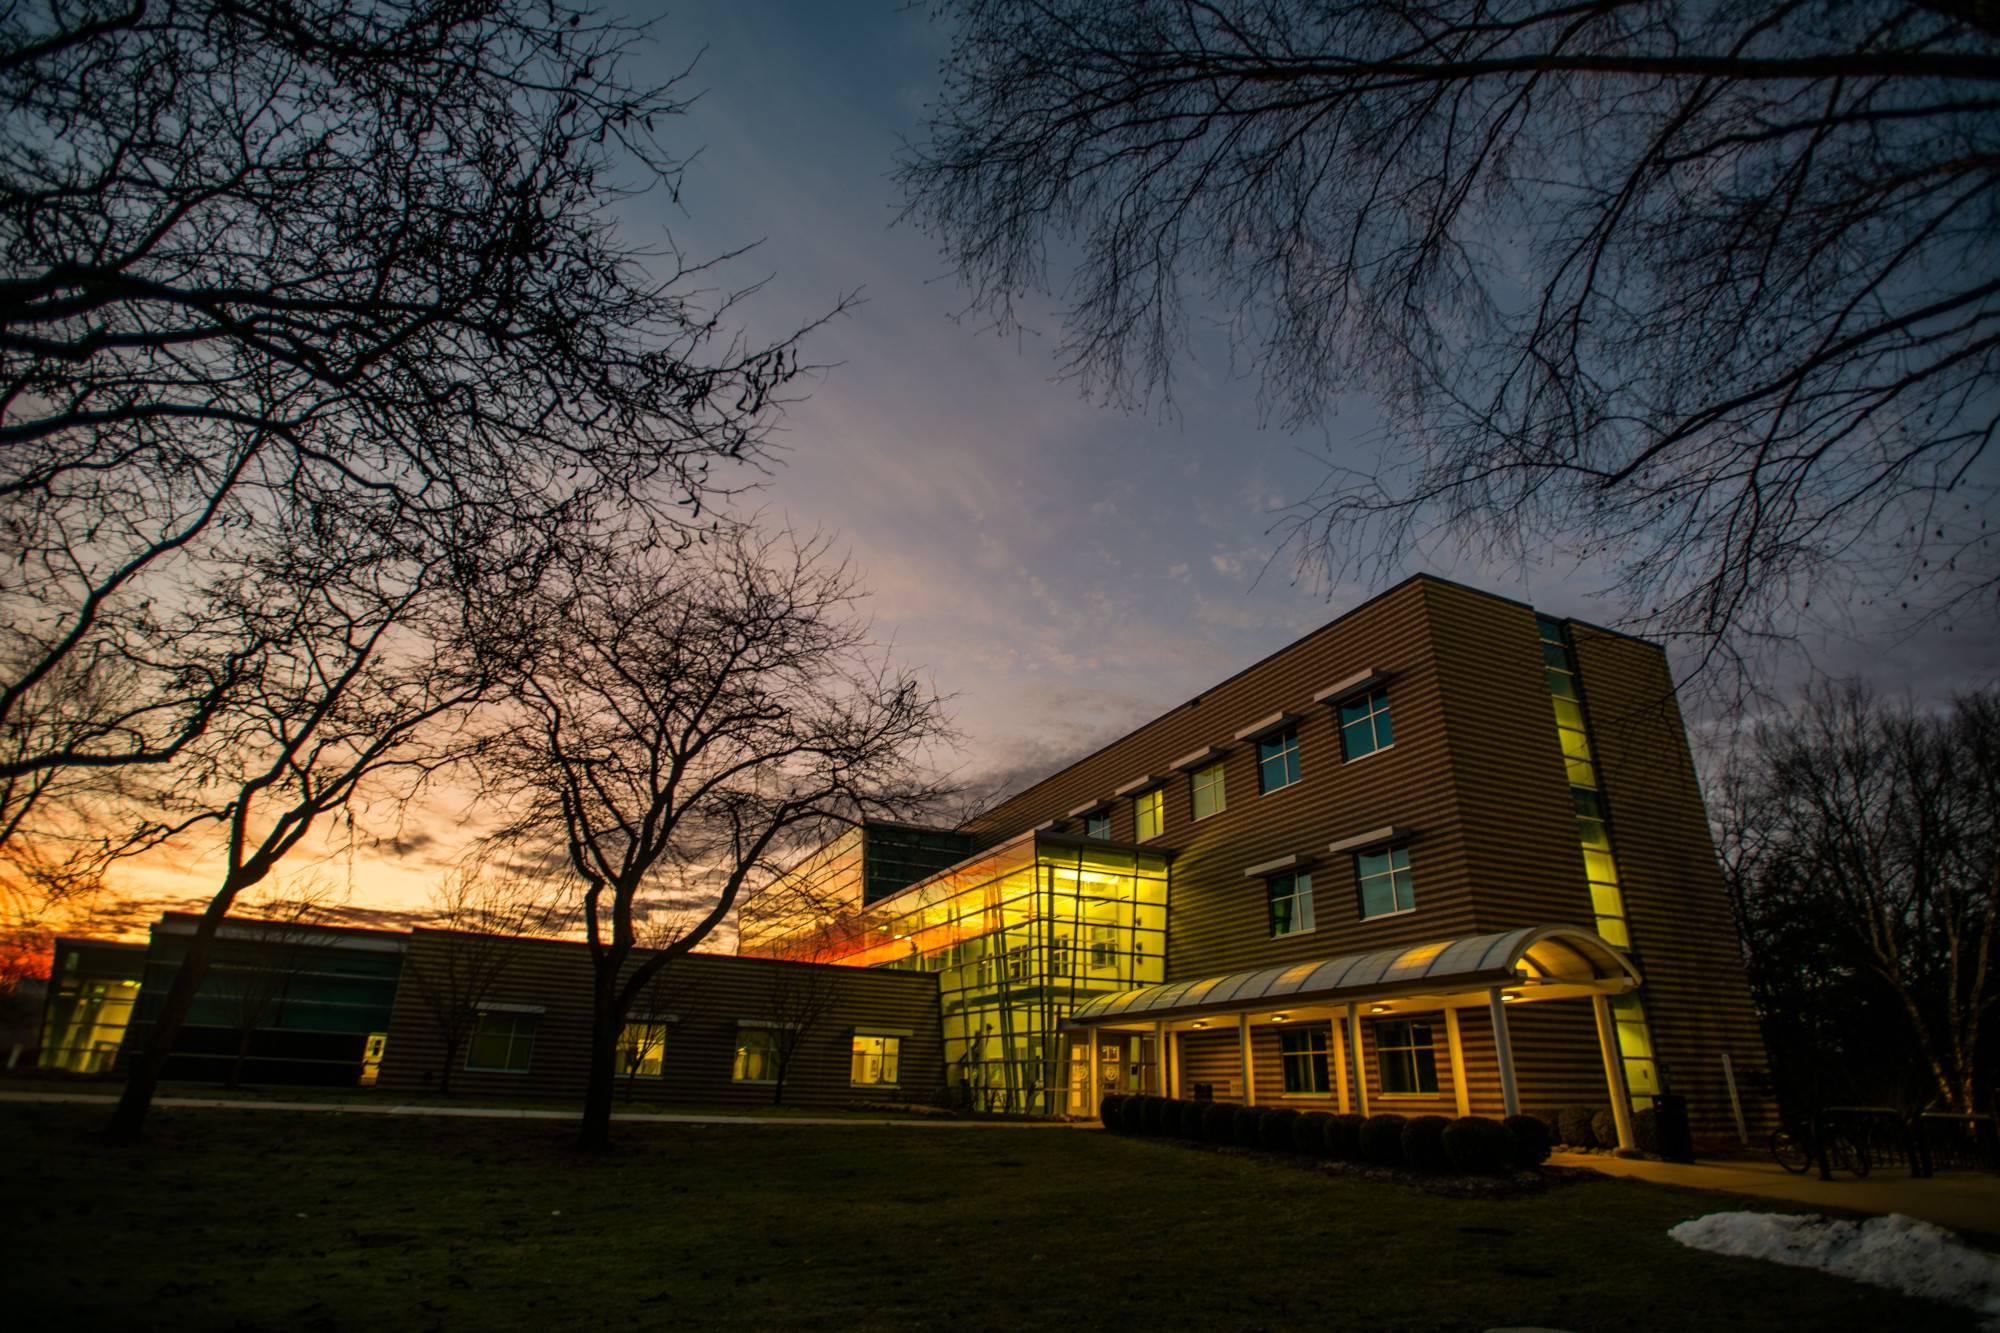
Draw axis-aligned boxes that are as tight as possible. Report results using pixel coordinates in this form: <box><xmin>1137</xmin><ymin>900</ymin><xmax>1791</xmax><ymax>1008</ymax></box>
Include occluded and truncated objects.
<box><xmin>1134</xmin><ymin>787</ymin><xmax>1163</xmax><ymax>841</ymax></box>
<box><xmin>1257</xmin><ymin>726</ymin><xmax>1302</xmax><ymax>793</ymax></box>
<box><xmin>1088</xmin><ymin>922</ymin><xmax>1118</xmax><ymax>970</ymax></box>
<box><xmin>733</xmin><ymin>1026</ymin><xmax>779</xmax><ymax>1083</ymax></box>
<box><xmin>850</xmin><ymin>1034</ymin><xmax>902</xmax><ymax>1087</ymax></box>
<box><xmin>466</xmin><ymin>1010</ymin><xmax>537</xmax><ymax>1072</ymax></box>
<box><xmin>617</xmin><ymin>1021</ymin><xmax>667</xmax><ymax>1078</ymax></box>
<box><xmin>1280</xmin><ymin>1026</ymin><xmax>1331</xmax><ymax>1095</ymax></box>
<box><xmin>1084</xmin><ymin>810</ymin><xmax>1111</xmax><ymax>839</ymax></box>
<box><xmin>1267</xmin><ymin>871</ymin><xmax>1315</xmax><ymax>937</ymax></box>
<box><xmin>1339</xmin><ymin>688</ymin><xmax>1394</xmax><ymax>761</ymax></box>
<box><xmin>1190</xmin><ymin>761</ymin><xmax>1227</xmax><ymax>820</ymax></box>
<box><xmin>1356</xmin><ymin>845</ymin><xmax>1415</xmax><ymax>918</ymax></box>
<box><xmin>1376</xmin><ymin>1019</ymin><xmax>1439</xmax><ymax>1095</ymax></box>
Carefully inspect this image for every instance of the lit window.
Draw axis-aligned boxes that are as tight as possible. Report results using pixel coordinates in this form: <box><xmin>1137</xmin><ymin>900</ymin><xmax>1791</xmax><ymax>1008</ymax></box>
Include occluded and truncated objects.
<box><xmin>1134</xmin><ymin>787</ymin><xmax>1164</xmax><ymax>841</ymax></box>
<box><xmin>466</xmin><ymin>1011</ymin><xmax>537</xmax><ymax>1072</ymax></box>
<box><xmin>1280</xmin><ymin>1026</ymin><xmax>1331</xmax><ymax>1094</ymax></box>
<box><xmin>1338</xmin><ymin>688</ymin><xmax>1394</xmax><ymax>761</ymax></box>
<box><xmin>733</xmin><ymin>1026</ymin><xmax>779</xmax><ymax>1083</ymax></box>
<box><xmin>1267</xmin><ymin>871</ymin><xmax>1315</xmax><ymax>937</ymax></box>
<box><xmin>1376</xmin><ymin>1019</ymin><xmax>1438</xmax><ymax>1095</ymax></box>
<box><xmin>1085</xmin><ymin>810</ymin><xmax>1111</xmax><ymax>839</ymax></box>
<box><xmin>1356</xmin><ymin>846</ymin><xmax>1415</xmax><ymax>919</ymax></box>
<box><xmin>1258</xmin><ymin>727</ymin><xmax>1302</xmax><ymax>793</ymax></box>
<box><xmin>851</xmin><ymin>1034</ymin><xmax>902</xmax><ymax>1086</ymax></box>
<box><xmin>618</xmin><ymin>1021</ymin><xmax>667</xmax><ymax>1078</ymax></box>
<box><xmin>1190</xmin><ymin>761</ymin><xmax>1227</xmax><ymax>820</ymax></box>
<box><xmin>1088</xmin><ymin>922</ymin><xmax>1118</xmax><ymax>969</ymax></box>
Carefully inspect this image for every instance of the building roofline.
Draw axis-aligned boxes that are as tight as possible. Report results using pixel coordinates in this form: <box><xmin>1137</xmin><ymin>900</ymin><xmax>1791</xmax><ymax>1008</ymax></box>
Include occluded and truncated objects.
<box><xmin>971</xmin><ymin>572</ymin><xmax>1662</xmax><ymax>823</ymax></box>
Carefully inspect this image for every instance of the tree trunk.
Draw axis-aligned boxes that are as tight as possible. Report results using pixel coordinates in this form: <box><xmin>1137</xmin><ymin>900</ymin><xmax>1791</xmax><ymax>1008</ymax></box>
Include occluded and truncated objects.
<box><xmin>107</xmin><ymin>898</ymin><xmax>235</xmax><ymax>1141</ymax></box>
<box><xmin>439</xmin><ymin>1036</ymin><xmax>457</xmax><ymax>1096</ymax></box>
<box><xmin>576</xmin><ymin>962</ymin><xmax>620</xmax><ymax>1151</ymax></box>
<box><xmin>227</xmin><ymin>1026</ymin><xmax>251</xmax><ymax>1090</ymax></box>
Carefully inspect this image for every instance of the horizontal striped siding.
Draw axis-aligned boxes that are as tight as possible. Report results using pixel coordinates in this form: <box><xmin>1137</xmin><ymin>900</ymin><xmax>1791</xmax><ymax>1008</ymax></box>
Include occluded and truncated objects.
<box><xmin>378</xmin><ymin>932</ymin><xmax>944</xmax><ymax>1110</ymax></box>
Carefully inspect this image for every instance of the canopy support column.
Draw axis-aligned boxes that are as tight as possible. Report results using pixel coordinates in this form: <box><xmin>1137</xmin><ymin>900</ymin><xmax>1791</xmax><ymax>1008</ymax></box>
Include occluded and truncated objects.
<box><xmin>1087</xmin><ymin>1028</ymin><xmax>1102</xmax><ymax>1119</ymax></box>
<box><xmin>1237</xmin><ymin>1012</ymin><xmax>1257</xmax><ymax>1106</ymax></box>
<box><xmin>1487</xmin><ymin>987</ymin><xmax>1520</xmax><ymax>1117</ymax></box>
<box><xmin>1592</xmin><ymin>993</ymin><xmax>1638</xmax><ymax>1152</ymax></box>
<box><xmin>1444</xmin><ymin>1007</ymin><xmax>1472</xmax><ymax>1118</ymax></box>
<box><xmin>1345</xmin><ymin>1002</ymin><xmax>1369</xmax><ymax>1117</ymax></box>
<box><xmin>1154</xmin><ymin>1020</ymin><xmax>1169</xmax><ymax>1097</ymax></box>
<box><xmin>1331</xmin><ymin>1016</ymin><xmax>1351</xmax><ymax>1114</ymax></box>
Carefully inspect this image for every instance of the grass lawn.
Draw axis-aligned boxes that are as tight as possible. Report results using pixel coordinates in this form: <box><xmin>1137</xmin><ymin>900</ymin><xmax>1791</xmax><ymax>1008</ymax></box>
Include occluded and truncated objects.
<box><xmin>3</xmin><ymin>1103</ymin><xmax>1976</xmax><ymax>1332</ymax></box>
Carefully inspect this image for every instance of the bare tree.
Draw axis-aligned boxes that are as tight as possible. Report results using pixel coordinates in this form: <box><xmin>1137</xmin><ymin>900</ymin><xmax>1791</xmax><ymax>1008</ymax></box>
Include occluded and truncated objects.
<box><xmin>899</xmin><ymin>1</ymin><xmax>2000</xmax><ymax>680</ymax></box>
<box><xmin>1</xmin><ymin>0</ymin><xmax>834</xmax><ymax>916</ymax></box>
<box><xmin>1720</xmin><ymin>682</ymin><xmax>2000</xmax><ymax>1112</ymax></box>
<box><xmin>486</xmin><ymin>526</ymin><xmax>952</xmax><ymax>1150</ymax></box>
<box><xmin>403</xmin><ymin>857</ymin><xmax>572</xmax><ymax>1096</ymax></box>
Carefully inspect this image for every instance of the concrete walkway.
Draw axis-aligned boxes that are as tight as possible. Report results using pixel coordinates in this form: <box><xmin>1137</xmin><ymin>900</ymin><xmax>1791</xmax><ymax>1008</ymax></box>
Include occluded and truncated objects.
<box><xmin>1550</xmin><ymin>1150</ymin><xmax>2000</xmax><ymax>1238</ymax></box>
<box><xmin>0</xmin><ymin>1090</ymin><xmax>1084</xmax><ymax>1129</ymax></box>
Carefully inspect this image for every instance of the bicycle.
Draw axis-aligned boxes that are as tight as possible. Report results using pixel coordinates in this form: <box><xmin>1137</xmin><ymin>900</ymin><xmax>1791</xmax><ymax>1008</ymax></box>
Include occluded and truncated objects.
<box><xmin>1769</xmin><ymin>1119</ymin><xmax>1872</xmax><ymax>1178</ymax></box>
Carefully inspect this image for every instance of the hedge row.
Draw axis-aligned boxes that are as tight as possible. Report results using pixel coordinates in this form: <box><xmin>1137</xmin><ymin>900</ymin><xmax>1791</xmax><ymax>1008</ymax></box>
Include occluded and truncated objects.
<box><xmin>1098</xmin><ymin>1094</ymin><xmax>1552</xmax><ymax>1172</ymax></box>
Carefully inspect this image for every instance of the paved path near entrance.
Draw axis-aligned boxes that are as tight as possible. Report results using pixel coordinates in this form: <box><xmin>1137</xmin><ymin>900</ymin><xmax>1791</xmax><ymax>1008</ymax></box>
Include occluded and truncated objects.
<box><xmin>0</xmin><ymin>1090</ymin><xmax>1087</xmax><ymax>1129</ymax></box>
<box><xmin>1550</xmin><ymin>1151</ymin><xmax>2000</xmax><ymax>1239</ymax></box>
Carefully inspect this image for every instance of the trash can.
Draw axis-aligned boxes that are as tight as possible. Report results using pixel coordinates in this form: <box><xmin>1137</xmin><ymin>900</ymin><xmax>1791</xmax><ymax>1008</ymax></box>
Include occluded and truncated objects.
<box><xmin>1654</xmin><ymin>1092</ymin><xmax>1694</xmax><ymax>1162</ymax></box>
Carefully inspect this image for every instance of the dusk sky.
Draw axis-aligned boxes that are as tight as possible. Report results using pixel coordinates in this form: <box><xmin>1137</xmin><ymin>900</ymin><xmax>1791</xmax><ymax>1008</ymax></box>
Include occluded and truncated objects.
<box><xmin>96</xmin><ymin>0</ymin><xmax>2000</xmax><ymax>935</ymax></box>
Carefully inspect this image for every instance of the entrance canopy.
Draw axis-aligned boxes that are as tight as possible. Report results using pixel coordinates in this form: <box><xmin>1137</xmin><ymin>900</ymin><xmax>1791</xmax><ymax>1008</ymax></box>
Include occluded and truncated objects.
<box><xmin>1065</xmin><ymin>924</ymin><xmax>1638</xmax><ymax>1029</ymax></box>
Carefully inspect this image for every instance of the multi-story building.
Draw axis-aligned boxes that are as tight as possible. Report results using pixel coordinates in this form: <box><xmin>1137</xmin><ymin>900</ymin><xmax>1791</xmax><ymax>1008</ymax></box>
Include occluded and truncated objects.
<box><xmin>741</xmin><ymin>575</ymin><xmax>1775</xmax><ymax>1143</ymax></box>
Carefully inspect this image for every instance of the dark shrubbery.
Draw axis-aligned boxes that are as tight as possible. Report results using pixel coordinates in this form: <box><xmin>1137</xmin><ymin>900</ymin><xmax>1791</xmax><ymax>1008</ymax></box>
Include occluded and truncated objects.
<box><xmin>1400</xmin><ymin>1114</ymin><xmax>1453</xmax><ymax>1172</ymax></box>
<box><xmin>1591</xmin><ymin>1108</ymin><xmax>1618</xmax><ymax>1149</ymax></box>
<box><xmin>1232</xmin><ymin>1105</ymin><xmax>1264</xmax><ymax>1148</ymax></box>
<box><xmin>1503</xmin><ymin>1113</ymin><xmax>1553</xmax><ymax>1167</ymax></box>
<box><xmin>1325</xmin><ymin>1113</ymin><xmax>1366</xmax><ymax>1160</ymax></box>
<box><xmin>1175</xmin><ymin>1099</ymin><xmax>1206</xmax><ymax>1139</ymax></box>
<box><xmin>1534</xmin><ymin>1108</ymin><xmax>1564</xmax><ymax>1148</ymax></box>
<box><xmin>1099</xmin><ymin>1093</ymin><xmax>1126</xmax><ymax>1132</ymax></box>
<box><xmin>1557</xmin><ymin>1105</ymin><xmax>1598</xmax><ymax>1148</ymax></box>
<box><xmin>1359</xmin><ymin>1113</ymin><xmax>1408</xmax><ymax>1166</ymax></box>
<box><xmin>1441</xmin><ymin>1116</ymin><xmax>1516</xmax><ymax>1173</ymax></box>
<box><xmin>1143</xmin><ymin>1096</ymin><xmax>1171</xmax><ymax>1136</ymax></box>
<box><xmin>1201</xmin><ymin>1101</ymin><xmax>1234</xmax><ymax>1144</ymax></box>
<box><xmin>1632</xmin><ymin>1106</ymin><xmax>1660</xmax><ymax>1156</ymax></box>
<box><xmin>1259</xmin><ymin>1107</ymin><xmax>1301</xmax><ymax>1152</ymax></box>
<box><xmin>1295</xmin><ymin>1110</ymin><xmax>1332</xmax><ymax>1156</ymax></box>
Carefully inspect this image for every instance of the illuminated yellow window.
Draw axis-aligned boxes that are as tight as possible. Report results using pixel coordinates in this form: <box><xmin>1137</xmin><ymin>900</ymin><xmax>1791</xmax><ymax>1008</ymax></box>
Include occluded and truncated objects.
<box><xmin>618</xmin><ymin>1021</ymin><xmax>667</xmax><ymax>1078</ymax></box>
<box><xmin>733</xmin><ymin>1026</ymin><xmax>779</xmax><ymax>1083</ymax></box>
<box><xmin>1134</xmin><ymin>787</ymin><xmax>1164</xmax><ymax>841</ymax></box>
<box><xmin>850</xmin><ymin>1034</ymin><xmax>902</xmax><ymax>1087</ymax></box>
<box><xmin>1190</xmin><ymin>762</ymin><xmax>1227</xmax><ymax>820</ymax></box>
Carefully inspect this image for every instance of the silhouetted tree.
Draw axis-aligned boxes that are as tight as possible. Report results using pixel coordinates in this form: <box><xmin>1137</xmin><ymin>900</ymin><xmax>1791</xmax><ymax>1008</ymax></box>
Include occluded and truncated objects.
<box><xmin>900</xmin><ymin>1</ymin><xmax>2000</xmax><ymax>678</ymax></box>
<box><xmin>1721</xmin><ymin>684</ymin><xmax>2000</xmax><ymax>1113</ymax></box>
<box><xmin>485</xmin><ymin>526</ymin><xmax>952</xmax><ymax>1151</ymax></box>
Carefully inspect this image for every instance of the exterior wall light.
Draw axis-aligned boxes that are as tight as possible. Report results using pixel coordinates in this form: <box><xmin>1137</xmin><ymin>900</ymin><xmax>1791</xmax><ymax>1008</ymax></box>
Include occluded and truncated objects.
<box><xmin>1272</xmin><ymin>1013</ymin><xmax>1288</xmax><ymax>1022</ymax></box>
<box><xmin>1369</xmin><ymin>1003</ymin><xmax>1392</xmax><ymax>1014</ymax></box>
<box><xmin>1191</xmin><ymin>1020</ymin><xmax>1208</xmax><ymax>1029</ymax></box>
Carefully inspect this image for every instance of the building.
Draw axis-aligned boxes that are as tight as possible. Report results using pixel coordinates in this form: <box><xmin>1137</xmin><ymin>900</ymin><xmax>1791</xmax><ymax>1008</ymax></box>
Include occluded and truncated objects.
<box><xmin>740</xmin><ymin>575</ymin><xmax>1775</xmax><ymax>1144</ymax></box>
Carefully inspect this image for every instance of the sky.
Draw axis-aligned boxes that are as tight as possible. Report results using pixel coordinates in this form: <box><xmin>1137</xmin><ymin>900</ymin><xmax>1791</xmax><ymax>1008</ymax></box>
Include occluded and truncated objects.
<box><xmin>87</xmin><ymin>0</ymin><xmax>2000</xmax><ymax>938</ymax></box>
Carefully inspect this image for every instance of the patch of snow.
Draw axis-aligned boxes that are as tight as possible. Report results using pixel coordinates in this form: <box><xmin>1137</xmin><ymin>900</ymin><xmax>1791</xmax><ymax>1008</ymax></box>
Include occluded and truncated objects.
<box><xmin>1670</xmin><ymin>1211</ymin><xmax>2000</xmax><ymax>1328</ymax></box>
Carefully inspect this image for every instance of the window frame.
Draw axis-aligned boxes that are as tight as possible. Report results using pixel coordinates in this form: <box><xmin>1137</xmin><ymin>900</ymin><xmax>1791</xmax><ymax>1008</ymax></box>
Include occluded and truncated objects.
<box><xmin>849</xmin><ymin>1033</ymin><xmax>902</xmax><ymax>1088</ymax></box>
<box><xmin>465</xmin><ymin>1009</ymin><xmax>538</xmax><ymax>1074</ymax></box>
<box><xmin>1279</xmin><ymin>1025</ymin><xmax>1332</xmax><ymax>1096</ymax></box>
<box><xmin>1189</xmin><ymin>760</ymin><xmax>1227</xmax><ymax>821</ymax></box>
<box><xmin>1337</xmin><ymin>687</ymin><xmax>1395</xmax><ymax>762</ymax></box>
<box><xmin>1083</xmin><ymin>810</ymin><xmax>1111</xmax><ymax>839</ymax></box>
<box><xmin>732</xmin><ymin>1025</ymin><xmax>781</xmax><ymax>1084</ymax></box>
<box><xmin>1266</xmin><ymin>870</ymin><xmax>1316</xmax><ymax>938</ymax></box>
<box><xmin>1374</xmin><ymin>1018</ymin><xmax>1440</xmax><ymax>1096</ymax></box>
<box><xmin>1257</xmin><ymin>726</ymin><xmax>1303</xmax><ymax>795</ymax></box>
<box><xmin>1133</xmin><ymin>786</ymin><xmax>1164</xmax><ymax>842</ymax></box>
<box><xmin>1355</xmin><ymin>844</ymin><xmax>1416</xmax><ymax>920</ymax></box>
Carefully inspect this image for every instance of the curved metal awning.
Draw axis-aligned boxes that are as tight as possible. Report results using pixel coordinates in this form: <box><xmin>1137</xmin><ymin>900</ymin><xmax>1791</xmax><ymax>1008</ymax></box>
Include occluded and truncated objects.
<box><xmin>1066</xmin><ymin>925</ymin><xmax>1639</xmax><ymax>1027</ymax></box>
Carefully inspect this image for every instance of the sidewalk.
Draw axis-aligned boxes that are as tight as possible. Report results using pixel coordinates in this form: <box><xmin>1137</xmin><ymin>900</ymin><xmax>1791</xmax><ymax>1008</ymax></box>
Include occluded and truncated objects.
<box><xmin>0</xmin><ymin>1090</ymin><xmax>1084</xmax><ymax>1130</ymax></box>
<box><xmin>1550</xmin><ymin>1150</ymin><xmax>2000</xmax><ymax>1239</ymax></box>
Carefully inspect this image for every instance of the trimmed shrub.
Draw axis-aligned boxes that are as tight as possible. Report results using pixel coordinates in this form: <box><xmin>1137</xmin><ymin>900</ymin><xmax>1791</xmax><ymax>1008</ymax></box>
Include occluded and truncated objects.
<box><xmin>1295</xmin><ymin>1110</ymin><xmax>1333</xmax><ymax>1156</ymax></box>
<box><xmin>1442</xmin><ymin>1115</ymin><xmax>1516</xmax><ymax>1174</ymax></box>
<box><xmin>1632</xmin><ymin>1106</ymin><xmax>1660</xmax><ymax>1156</ymax></box>
<box><xmin>1174</xmin><ymin>1099</ymin><xmax>1205</xmax><ymax>1139</ymax></box>
<box><xmin>1591</xmin><ymin>1107</ymin><xmax>1618</xmax><ymax>1149</ymax></box>
<box><xmin>1503</xmin><ymin>1113</ymin><xmax>1553</xmax><ymax>1167</ymax></box>
<box><xmin>1401</xmin><ymin>1114</ymin><xmax>1453</xmax><ymax>1172</ymax></box>
<box><xmin>1359</xmin><ymin>1113</ymin><xmax>1408</xmax><ymax>1166</ymax></box>
<box><xmin>1324</xmin><ymin>1113</ymin><xmax>1367</xmax><ymax>1161</ymax></box>
<box><xmin>1534</xmin><ymin>1107</ymin><xmax>1564</xmax><ymax>1147</ymax></box>
<box><xmin>1201</xmin><ymin>1100</ymin><xmax>1234</xmax><ymax>1144</ymax></box>
<box><xmin>1232</xmin><ymin>1105</ymin><xmax>1264</xmax><ymax>1148</ymax></box>
<box><xmin>1557</xmin><ymin>1104</ymin><xmax>1598</xmax><ymax>1149</ymax></box>
<box><xmin>1099</xmin><ymin>1093</ymin><xmax>1126</xmax><ymax>1132</ymax></box>
<box><xmin>1142</xmin><ymin>1096</ymin><xmax>1171</xmax><ymax>1136</ymax></box>
<box><xmin>1260</xmin><ymin>1107</ymin><xmax>1302</xmax><ymax>1153</ymax></box>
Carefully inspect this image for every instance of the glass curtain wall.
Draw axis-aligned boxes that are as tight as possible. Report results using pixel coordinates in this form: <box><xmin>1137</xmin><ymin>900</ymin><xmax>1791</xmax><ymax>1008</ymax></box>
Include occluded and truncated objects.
<box><xmin>756</xmin><ymin>833</ymin><xmax>1168</xmax><ymax>1114</ymax></box>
